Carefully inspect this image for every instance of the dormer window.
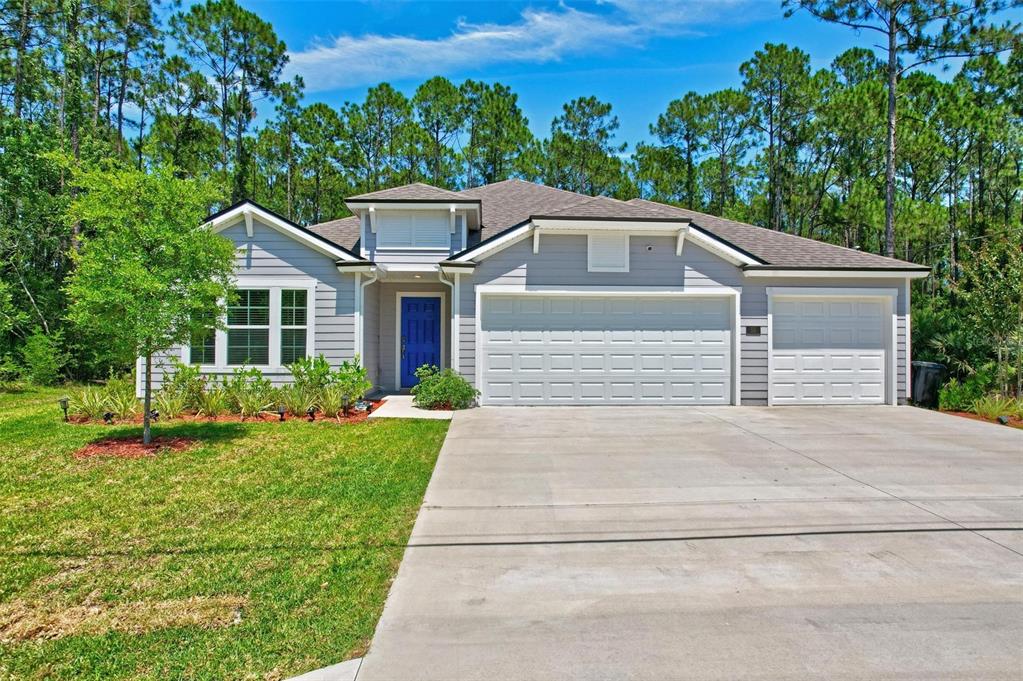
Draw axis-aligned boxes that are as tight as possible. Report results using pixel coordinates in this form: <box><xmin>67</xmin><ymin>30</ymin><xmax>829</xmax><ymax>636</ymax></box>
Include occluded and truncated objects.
<box><xmin>375</xmin><ymin>210</ymin><xmax>450</xmax><ymax>250</ymax></box>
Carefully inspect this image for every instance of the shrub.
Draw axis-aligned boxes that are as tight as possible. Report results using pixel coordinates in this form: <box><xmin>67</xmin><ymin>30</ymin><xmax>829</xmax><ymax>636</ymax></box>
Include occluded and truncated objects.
<box><xmin>104</xmin><ymin>374</ymin><xmax>140</xmax><ymax>418</ymax></box>
<box><xmin>317</xmin><ymin>384</ymin><xmax>346</xmax><ymax>419</ymax></box>
<box><xmin>68</xmin><ymin>386</ymin><xmax>109</xmax><ymax>420</ymax></box>
<box><xmin>224</xmin><ymin>367</ymin><xmax>275</xmax><ymax>415</ymax></box>
<box><xmin>288</xmin><ymin>355</ymin><xmax>334</xmax><ymax>392</ymax></box>
<box><xmin>411</xmin><ymin>364</ymin><xmax>479</xmax><ymax>410</ymax></box>
<box><xmin>938</xmin><ymin>374</ymin><xmax>989</xmax><ymax>412</ymax></box>
<box><xmin>155</xmin><ymin>389</ymin><xmax>188</xmax><ymax>419</ymax></box>
<box><xmin>0</xmin><ymin>356</ymin><xmax>23</xmax><ymax>392</ymax></box>
<box><xmin>20</xmin><ymin>328</ymin><xmax>68</xmax><ymax>386</ymax></box>
<box><xmin>333</xmin><ymin>356</ymin><xmax>373</xmax><ymax>414</ymax></box>
<box><xmin>195</xmin><ymin>386</ymin><xmax>229</xmax><ymax>417</ymax></box>
<box><xmin>971</xmin><ymin>394</ymin><xmax>1018</xmax><ymax>420</ymax></box>
<box><xmin>279</xmin><ymin>383</ymin><xmax>318</xmax><ymax>417</ymax></box>
<box><xmin>163</xmin><ymin>359</ymin><xmax>206</xmax><ymax>408</ymax></box>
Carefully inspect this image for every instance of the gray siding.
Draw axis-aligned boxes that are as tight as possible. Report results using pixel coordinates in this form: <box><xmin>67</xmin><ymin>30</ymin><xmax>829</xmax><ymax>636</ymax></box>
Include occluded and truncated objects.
<box><xmin>370</xmin><ymin>282</ymin><xmax>450</xmax><ymax>391</ymax></box>
<box><xmin>457</xmin><ymin>233</ymin><xmax>910</xmax><ymax>406</ymax></box>
<box><xmin>363</xmin><ymin>281</ymin><xmax>380</xmax><ymax>388</ymax></box>
<box><xmin>145</xmin><ymin>217</ymin><xmax>357</xmax><ymax>392</ymax></box>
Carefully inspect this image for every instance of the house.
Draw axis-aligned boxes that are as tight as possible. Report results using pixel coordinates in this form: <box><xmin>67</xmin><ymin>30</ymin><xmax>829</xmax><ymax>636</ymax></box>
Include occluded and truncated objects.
<box><xmin>143</xmin><ymin>179</ymin><xmax>930</xmax><ymax>406</ymax></box>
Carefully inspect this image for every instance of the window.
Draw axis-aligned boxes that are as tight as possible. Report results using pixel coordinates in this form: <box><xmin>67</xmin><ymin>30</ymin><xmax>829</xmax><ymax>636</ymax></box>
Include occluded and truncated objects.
<box><xmin>227</xmin><ymin>289</ymin><xmax>270</xmax><ymax>365</ymax></box>
<box><xmin>280</xmin><ymin>289</ymin><xmax>308</xmax><ymax>365</ymax></box>
<box><xmin>588</xmin><ymin>233</ymin><xmax>630</xmax><ymax>272</ymax></box>
<box><xmin>190</xmin><ymin>326</ymin><xmax>216</xmax><ymax>365</ymax></box>
<box><xmin>376</xmin><ymin>210</ymin><xmax>450</xmax><ymax>249</ymax></box>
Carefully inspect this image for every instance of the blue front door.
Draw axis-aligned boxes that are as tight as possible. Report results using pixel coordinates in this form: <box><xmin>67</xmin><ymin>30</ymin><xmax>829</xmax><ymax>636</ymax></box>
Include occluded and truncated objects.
<box><xmin>400</xmin><ymin>296</ymin><xmax>441</xmax><ymax>388</ymax></box>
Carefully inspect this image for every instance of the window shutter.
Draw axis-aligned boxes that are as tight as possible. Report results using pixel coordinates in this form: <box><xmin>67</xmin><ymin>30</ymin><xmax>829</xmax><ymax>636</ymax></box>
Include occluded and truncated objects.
<box><xmin>588</xmin><ymin>233</ymin><xmax>630</xmax><ymax>272</ymax></box>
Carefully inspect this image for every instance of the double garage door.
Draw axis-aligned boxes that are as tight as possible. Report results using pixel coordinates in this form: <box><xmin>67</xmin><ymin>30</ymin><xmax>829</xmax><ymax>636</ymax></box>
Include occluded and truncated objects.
<box><xmin>479</xmin><ymin>294</ymin><xmax>732</xmax><ymax>405</ymax></box>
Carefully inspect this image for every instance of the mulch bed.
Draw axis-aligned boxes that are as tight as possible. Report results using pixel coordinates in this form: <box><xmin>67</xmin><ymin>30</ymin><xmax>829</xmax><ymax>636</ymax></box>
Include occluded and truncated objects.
<box><xmin>942</xmin><ymin>410</ymin><xmax>1023</xmax><ymax>429</ymax></box>
<box><xmin>73</xmin><ymin>436</ymin><xmax>198</xmax><ymax>460</ymax></box>
<box><xmin>69</xmin><ymin>400</ymin><xmax>386</xmax><ymax>427</ymax></box>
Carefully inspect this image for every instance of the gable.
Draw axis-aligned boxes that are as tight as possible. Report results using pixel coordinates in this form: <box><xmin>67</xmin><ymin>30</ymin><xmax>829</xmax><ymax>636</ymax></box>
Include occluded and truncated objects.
<box><xmin>470</xmin><ymin>231</ymin><xmax>743</xmax><ymax>289</ymax></box>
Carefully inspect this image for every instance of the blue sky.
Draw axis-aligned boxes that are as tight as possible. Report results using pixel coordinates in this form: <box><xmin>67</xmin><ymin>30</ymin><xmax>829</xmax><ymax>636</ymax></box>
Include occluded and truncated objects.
<box><xmin>224</xmin><ymin>0</ymin><xmax>1015</xmax><ymax>147</ymax></box>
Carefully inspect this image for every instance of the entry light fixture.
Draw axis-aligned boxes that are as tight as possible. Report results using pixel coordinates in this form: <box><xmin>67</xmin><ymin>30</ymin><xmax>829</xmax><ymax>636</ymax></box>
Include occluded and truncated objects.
<box><xmin>58</xmin><ymin>397</ymin><xmax>69</xmax><ymax>422</ymax></box>
<box><xmin>277</xmin><ymin>404</ymin><xmax>286</xmax><ymax>421</ymax></box>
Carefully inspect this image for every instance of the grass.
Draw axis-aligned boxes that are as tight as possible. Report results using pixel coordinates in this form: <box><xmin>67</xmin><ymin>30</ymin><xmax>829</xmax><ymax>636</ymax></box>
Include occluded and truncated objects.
<box><xmin>0</xmin><ymin>386</ymin><xmax>449</xmax><ymax>680</ymax></box>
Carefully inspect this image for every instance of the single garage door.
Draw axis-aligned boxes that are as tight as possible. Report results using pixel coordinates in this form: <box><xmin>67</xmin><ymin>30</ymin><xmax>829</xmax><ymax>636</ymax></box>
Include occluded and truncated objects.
<box><xmin>479</xmin><ymin>294</ymin><xmax>732</xmax><ymax>405</ymax></box>
<box><xmin>771</xmin><ymin>297</ymin><xmax>886</xmax><ymax>404</ymax></box>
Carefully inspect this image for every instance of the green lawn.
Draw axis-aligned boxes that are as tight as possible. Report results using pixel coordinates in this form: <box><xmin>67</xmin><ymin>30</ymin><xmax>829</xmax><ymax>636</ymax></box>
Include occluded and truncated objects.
<box><xmin>0</xmin><ymin>387</ymin><xmax>448</xmax><ymax>680</ymax></box>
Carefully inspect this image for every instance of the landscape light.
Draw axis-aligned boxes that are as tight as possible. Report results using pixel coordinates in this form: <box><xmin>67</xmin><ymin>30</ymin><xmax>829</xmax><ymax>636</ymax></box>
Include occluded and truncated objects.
<box><xmin>150</xmin><ymin>409</ymin><xmax>159</xmax><ymax>422</ymax></box>
<box><xmin>277</xmin><ymin>405</ymin><xmax>286</xmax><ymax>421</ymax></box>
<box><xmin>58</xmin><ymin>397</ymin><xmax>69</xmax><ymax>422</ymax></box>
<box><xmin>103</xmin><ymin>412</ymin><xmax>114</xmax><ymax>424</ymax></box>
<box><xmin>306</xmin><ymin>406</ymin><xmax>316</xmax><ymax>421</ymax></box>
<box><xmin>997</xmin><ymin>415</ymin><xmax>1010</xmax><ymax>426</ymax></box>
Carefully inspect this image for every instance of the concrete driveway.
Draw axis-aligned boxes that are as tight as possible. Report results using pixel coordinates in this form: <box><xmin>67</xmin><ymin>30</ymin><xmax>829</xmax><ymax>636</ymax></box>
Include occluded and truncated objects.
<box><xmin>357</xmin><ymin>407</ymin><xmax>1023</xmax><ymax>681</ymax></box>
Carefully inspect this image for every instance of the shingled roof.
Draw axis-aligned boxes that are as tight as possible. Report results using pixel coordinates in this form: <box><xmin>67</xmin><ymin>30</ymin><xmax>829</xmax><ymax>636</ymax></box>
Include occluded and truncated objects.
<box><xmin>306</xmin><ymin>179</ymin><xmax>928</xmax><ymax>271</ymax></box>
<box><xmin>347</xmin><ymin>182</ymin><xmax>469</xmax><ymax>202</ymax></box>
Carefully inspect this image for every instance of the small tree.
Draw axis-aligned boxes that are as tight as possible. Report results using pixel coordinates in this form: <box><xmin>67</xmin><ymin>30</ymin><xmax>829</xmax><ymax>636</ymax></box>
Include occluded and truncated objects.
<box><xmin>65</xmin><ymin>166</ymin><xmax>236</xmax><ymax>443</ymax></box>
<box><xmin>957</xmin><ymin>235</ymin><xmax>1023</xmax><ymax>396</ymax></box>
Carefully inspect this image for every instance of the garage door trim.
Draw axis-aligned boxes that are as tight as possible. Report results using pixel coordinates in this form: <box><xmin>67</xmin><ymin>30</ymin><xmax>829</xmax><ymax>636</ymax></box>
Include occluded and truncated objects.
<box><xmin>475</xmin><ymin>285</ymin><xmax>742</xmax><ymax>406</ymax></box>
<box><xmin>767</xmin><ymin>287</ymin><xmax>898</xmax><ymax>406</ymax></box>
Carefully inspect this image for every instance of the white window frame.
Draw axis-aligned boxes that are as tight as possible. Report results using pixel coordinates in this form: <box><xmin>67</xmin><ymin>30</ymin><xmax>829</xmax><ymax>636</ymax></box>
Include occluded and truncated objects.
<box><xmin>375</xmin><ymin>210</ymin><xmax>452</xmax><ymax>251</ymax></box>
<box><xmin>182</xmin><ymin>277</ymin><xmax>317</xmax><ymax>371</ymax></box>
<box><xmin>587</xmin><ymin>232</ymin><xmax>630</xmax><ymax>273</ymax></box>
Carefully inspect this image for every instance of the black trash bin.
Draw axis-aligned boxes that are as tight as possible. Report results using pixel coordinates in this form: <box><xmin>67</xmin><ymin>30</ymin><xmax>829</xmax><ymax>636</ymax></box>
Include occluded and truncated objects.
<box><xmin>911</xmin><ymin>361</ymin><xmax>945</xmax><ymax>407</ymax></box>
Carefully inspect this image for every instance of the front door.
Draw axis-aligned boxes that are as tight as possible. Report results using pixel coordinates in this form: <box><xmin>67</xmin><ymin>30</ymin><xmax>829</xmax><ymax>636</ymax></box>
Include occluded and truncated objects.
<box><xmin>400</xmin><ymin>296</ymin><xmax>441</xmax><ymax>388</ymax></box>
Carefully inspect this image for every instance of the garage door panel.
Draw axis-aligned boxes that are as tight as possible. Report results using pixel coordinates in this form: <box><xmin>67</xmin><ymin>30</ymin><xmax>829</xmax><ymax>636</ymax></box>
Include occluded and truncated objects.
<box><xmin>481</xmin><ymin>294</ymin><xmax>732</xmax><ymax>405</ymax></box>
<box><xmin>771</xmin><ymin>296</ymin><xmax>887</xmax><ymax>405</ymax></box>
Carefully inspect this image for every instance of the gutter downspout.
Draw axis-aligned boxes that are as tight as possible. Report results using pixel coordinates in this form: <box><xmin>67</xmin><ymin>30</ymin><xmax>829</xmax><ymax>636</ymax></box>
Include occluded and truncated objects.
<box><xmin>438</xmin><ymin>269</ymin><xmax>458</xmax><ymax>372</ymax></box>
<box><xmin>355</xmin><ymin>267</ymin><xmax>378</xmax><ymax>363</ymax></box>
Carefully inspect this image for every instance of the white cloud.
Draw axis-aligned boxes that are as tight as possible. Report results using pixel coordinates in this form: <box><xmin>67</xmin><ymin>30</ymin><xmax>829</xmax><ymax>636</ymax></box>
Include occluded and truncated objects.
<box><xmin>286</xmin><ymin>1</ymin><xmax>763</xmax><ymax>92</ymax></box>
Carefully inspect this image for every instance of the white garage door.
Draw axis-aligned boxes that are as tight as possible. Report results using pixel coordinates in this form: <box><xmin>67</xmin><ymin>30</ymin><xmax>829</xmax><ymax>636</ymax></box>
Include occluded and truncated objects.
<box><xmin>771</xmin><ymin>297</ymin><xmax>886</xmax><ymax>404</ymax></box>
<box><xmin>479</xmin><ymin>294</ymin><xmax>732</xmax><ymax>405</ymax></box>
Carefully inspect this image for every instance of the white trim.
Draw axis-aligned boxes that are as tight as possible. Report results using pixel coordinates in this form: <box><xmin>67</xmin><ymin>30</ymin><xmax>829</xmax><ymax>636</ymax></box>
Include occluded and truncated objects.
<box><xmin>676</xmin><ymin>225</ymin><xmax>689</xmax><ymax>256</ymax></box>
<box><xmin>904</xmin><ymin>278</ymin><xmax>911</xmax><ymax>403</ymax></box>
<box><xmin>449</xmin><ymin>206</ymin><xmax>457</xmax><ymax>233</ymax></box>
<box><xmin>474</xmin><ymin>285</ymin><xmax>741</xmax><ymax>406</ymax></box>
<box><xmin>686</xmin><ymin>229</ymin><xmax>760</xmax><ymax>266</ymax></box>
<box><xmin>186</xmin><ymin>281</ymin><xmax>317</xmax><ymax>372</ymax></box>
<box><xmin>531</xmin><ymin>218</ymin><xmax>688</xmax><ymax>231</ymax></box>
<box><xmin>533</xmin><ymin>229</ymin><xmax>540</xmax><ymax>254</ymax></box>
<box><xmin>244</xmin><ymin>212</ymin><xmax>253</xmax><ymax>237</ymax></box>
<box><xmin>476</xmin><ymin>284</ymin><xmax>741</xmax><ymax>296</ymax></box>
<box><xmin>374</xmin><ymin>247</ymin><xmax>451</xmax><ymax>252</ymax></box>
<box><xmin>452</xmin><ymin>223</ymin><xmax>532</xmax><ymax>262</ymax></box>
<box><xmin>380</xmin><ymin>263</ymin><xmax>441</xmax><ymax>273</ymax></box>
<box><xmin>206</xmin><ymin>203</ymin><xmax>360</xmax><ymax>262</ymax></box>
<box><xmin>745</xmin><ymin>269</ymin><xmax>930</xmax><ymax>279</ymax></box>
<box><xmin>766</xmin><ymin>286</ymin><xmax>898</xmax><ymax>406</ymax></box>
<box><xmin>368</xmin><ymin>207</ymin><xmax>376</xmax><ymax>233</ymax></box>
<box><xmin>587</xmin><ymin>232</ymin><xmax>630</xmax><ymax>273</ymax></box>
<box><xmin>347</xmin><ymin>201</ymin><xmax>481</xmax><ymax>212</ymax></box>
<box><xmin>394</xmin><ymin>290</ymin><xmax>448</xmax><ymax>391</ymax></box>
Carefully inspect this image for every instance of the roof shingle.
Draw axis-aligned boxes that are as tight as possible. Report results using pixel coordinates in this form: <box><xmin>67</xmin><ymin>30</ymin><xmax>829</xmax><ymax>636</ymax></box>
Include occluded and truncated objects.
<box><xmin>347</xmin><ymin>182</ymin><xmax>468</xmax><ymax>202</ymax></box>
<box><xmin>305</xmin><ymin>178</ymin><xmax>927</xmax><ymax>270</ymax></box>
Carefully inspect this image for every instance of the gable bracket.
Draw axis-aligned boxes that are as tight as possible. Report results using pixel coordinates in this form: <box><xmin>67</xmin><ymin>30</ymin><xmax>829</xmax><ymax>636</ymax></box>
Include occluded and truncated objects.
<box><xmin>368</xmin><ymin>206</ymin><xmax>377</xmax><ymax>233</ymax></box>
<box><xmin>675</xmin><ymin>225</ymin><xmax>690</xmax><ymax>257</ymax></box>
<box><xmin>244</xmin><ymin>211</ymin><xmax>253</xmax><ymax>237</ymax></box>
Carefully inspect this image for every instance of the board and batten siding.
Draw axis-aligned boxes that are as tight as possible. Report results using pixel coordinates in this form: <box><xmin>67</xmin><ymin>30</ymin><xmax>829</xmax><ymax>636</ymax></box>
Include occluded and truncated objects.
<box><xmin>361</xmin><ymin>210</ymin><xmax>466</xmax><ymax>264</ymax></box>
<box><xmin>456</xmin><ymin>233</ymin><xmax>910</xmax><ymax>405</ymax></box>
<box><xmin>142</xmin><ymin>216</ymin><xmax>357</xmax><ymax>393</ymax></box>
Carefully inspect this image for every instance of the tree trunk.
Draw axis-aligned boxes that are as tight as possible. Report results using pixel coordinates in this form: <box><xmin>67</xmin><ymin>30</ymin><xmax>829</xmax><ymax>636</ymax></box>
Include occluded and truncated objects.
<box><xmin>884</xmin><ymin>14</ymin><xmax>898</xmax><ymax>258</ymax></box>
<box><xmin>115</xmin><ymin>2</ymin><xmax>133</xmax><ymax>155</ymax></box>
<box><xmin>143</xmin><ymin>352</ymin><xmax>152</xmax><ymax>445</ymax></box>
<box><xmin>12</xmin><ymin>0</ymin><xmax>31</xmax><ymax>118</ymax></box>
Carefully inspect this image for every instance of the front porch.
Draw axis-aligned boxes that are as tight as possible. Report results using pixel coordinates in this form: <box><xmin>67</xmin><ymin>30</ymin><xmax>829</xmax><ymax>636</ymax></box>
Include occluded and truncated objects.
<box><xmin>357</xmin><ymin>269</ymin><xmax>454</xmax><ymax>394</ymax></box>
